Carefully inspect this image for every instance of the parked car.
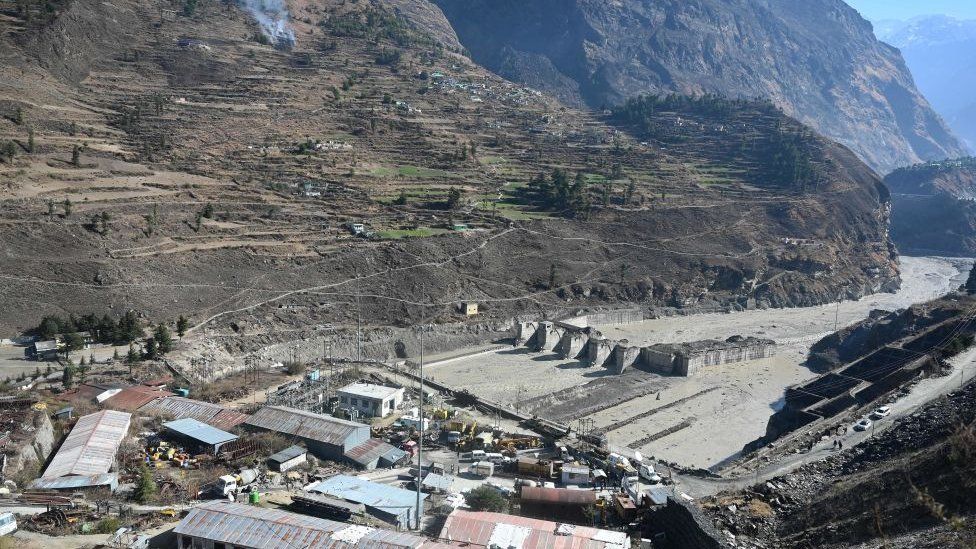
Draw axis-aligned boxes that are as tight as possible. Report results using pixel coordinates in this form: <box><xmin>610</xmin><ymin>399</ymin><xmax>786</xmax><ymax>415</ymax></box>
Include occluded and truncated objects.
<box><xmin>869</xmin><ymin>406</ymin><xmax>891</xmax><ymax>420</ymax></box>
<box><xmin>853</xmin><ymin>418</ymin><xmax>873</xmax><ymax>432</ymax></box>
<box><xmin>639</xmin><ymin>463</ymin><xmax>662</xmax><ymax>484</ymax></box>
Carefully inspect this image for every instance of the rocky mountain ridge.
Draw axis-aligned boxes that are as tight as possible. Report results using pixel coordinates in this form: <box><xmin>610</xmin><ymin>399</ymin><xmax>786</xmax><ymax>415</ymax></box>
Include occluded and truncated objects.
<box><xmin>429</xmin><ymin>0</ymin><xmax>966</xmax><ymax>173</ymax></box>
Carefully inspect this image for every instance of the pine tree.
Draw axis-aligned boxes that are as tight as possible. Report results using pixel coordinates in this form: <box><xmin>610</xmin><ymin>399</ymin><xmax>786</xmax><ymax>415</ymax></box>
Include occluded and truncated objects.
<box><xmin>63</xmin><ymin>198</ymin><xmax>72</xmax><ymax>217</ymax></box>
<box><xmin>27</xmin><ymin>127</ymin><xmax>34</xmax><ymax>153</ymax></box>
<box><xmin>176</xmin><ymin>316</ymin><xmax>189</xmax><ymax>337</ymax></box>
<box><xmin>143</xmin><ymin>337</ymin><xmax>158</xmax><ymax>359</ymax></box>
<box><xmin>71</xmin><ymin>145</ymin><xmax>80</xmax><ymax>166</ymax></box>
<box><xmin>154</xmin><ymin>324</ymin><xmax>173</xmax><ymax>354</ymax></box>
<box><xmin>61</xmin><ymin>365</ymin><xmax>75</xmax><ymax>388</ymax></box>
<box><xmin>134</xmin><ymin>463</ymin><xmax>157</xmax><ymax>502</ymax></box>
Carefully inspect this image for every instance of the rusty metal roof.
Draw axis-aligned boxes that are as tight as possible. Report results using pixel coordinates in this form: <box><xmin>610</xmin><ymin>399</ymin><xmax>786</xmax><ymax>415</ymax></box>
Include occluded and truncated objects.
<box><xmin>344</xmin><ymin>438</ymin><xmax>399</xmax><ymax>467</ymax></box>
<box><xmin>42</xmin><ymin>410</ymin><xmax>131</xmax><ymax>479</ymax></box>
<box><xmin>520</xmin><ymin>487</ymin><xmax>596</xmax><ymax>506</ymax></box>
<box><xmin>139</xmin><ymin>396</ymin><xmax>248</xmax><ymax>430</ymax></box>
<box><xmin>174</xmin><ymin>500</ymin><xmax>435</xmax><ymax>548</ymax></box>
<box><xmin>439</xmin><ymin>510</ymin><xmax>628</xmax><ymax>549</ymax></box>
<box><xmin>245</xmin><ymin>406</ymin><xmax>368</xmax><ymax>446</ymax></box>
<box><xmin>102</xmin><ymin>385</ymin><xmax>172</xmax><ymax>412</ymax></box>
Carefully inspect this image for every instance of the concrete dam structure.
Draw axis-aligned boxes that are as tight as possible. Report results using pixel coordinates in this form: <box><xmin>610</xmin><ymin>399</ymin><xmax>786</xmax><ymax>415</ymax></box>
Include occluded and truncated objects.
<box><xmin>513</xmin><ymin>317</ymin><xmax>776</xmax><ymax>376</ymax></box>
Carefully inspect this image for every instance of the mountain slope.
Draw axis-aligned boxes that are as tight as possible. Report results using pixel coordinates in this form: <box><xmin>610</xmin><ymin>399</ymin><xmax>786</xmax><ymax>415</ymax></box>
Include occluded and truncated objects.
<box><xmin>886</xmin><ymin>158</ymin><xmax>976</xmax><ymax>255</ymax></box>
<box><xmin>431</xmin><ymin>0</ymin><xmax>966</xmax><ymax>173</ymax></box>
<box><xmin>0</xmin><ymin>0</ymin><xmax>896</xmax><ymax>375</ymax></box>
<box><xmin>875</xmin><ymin>15</ymin><xmax>976</xmax><ymax>153</ymax></box>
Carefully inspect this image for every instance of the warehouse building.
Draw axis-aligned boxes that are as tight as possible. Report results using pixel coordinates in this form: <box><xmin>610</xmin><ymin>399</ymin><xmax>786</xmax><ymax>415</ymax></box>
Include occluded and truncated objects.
<box><xmin>267</xmin><ymin>445</ymin><xmax>307</xmax><ymax>472</ymax></box>
<box><xmin>31</xmin><ymin>409</ymin><xmax>131</xmax><ymax>492</ymax></box>
<box><xmin>162</xmin><ymin>418</ymin><xmax>238</xmax><ymax>455</ymax></box>
<box><xmin>140</xmin><ymin>396</ymin><xmax>249</xmax><ymax>430</ymax></box>
<box><xmin>308</xmin><ymin>474</ymin><xmax>426</xmax><ymax>529</ymax></box>
<box><xmin>337</xmin><ymin>383</ymin><xmax>404</xmax><ymax>419</ymax></box>
<box><xmin>519</xmin><ymin>486</ymin><xmax>597</xmax><ymax>523</ymax></box>
<box><xmin>245</xmin><ymin>406</ymin><xmax>369</xmax><ymax>462</ymax></box>
<box><xmin>173</xmin><ymin>501</ymin><xmax>446</xmax><ymax>549</ymax></box>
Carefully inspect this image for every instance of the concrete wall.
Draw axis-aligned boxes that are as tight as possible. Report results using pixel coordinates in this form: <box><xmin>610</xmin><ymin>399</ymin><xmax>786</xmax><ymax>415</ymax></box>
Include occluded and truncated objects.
<box><xmin>562</xmin><ymin>308</ymin><xmax>643</xmax><ymax>327</ymax></box>
<box><xmin>612</xmin><ymin>343</ymin><xmax>641</xmax><ymax>374</ymax></box>
<box><xmin>642</xmin><ymin>347</ymin><xmax>678</xmax><ymax>375</ymax></box>
<box><xmin>556</xmin><ymin>330</ymin><xmax>588</xmax><ymax>360</ymax></box>
<box><xmin>683</xmin><ymin>341</ymin><xmax>776</xmax><ymax>376</ymax></box>
<box><xmin>533</xmin><ymin>322</ymin><xmax>565</xmax><ymax>352</ymax></box>
<box><xmin>514</xmin><ymin>321</ymin><xmax>539</xmax><ymax>346</ymax></box>
<box><xmin>586</xmin><ymin>334</ymin><xmax>614</xmax><ymax>367</ymax></box>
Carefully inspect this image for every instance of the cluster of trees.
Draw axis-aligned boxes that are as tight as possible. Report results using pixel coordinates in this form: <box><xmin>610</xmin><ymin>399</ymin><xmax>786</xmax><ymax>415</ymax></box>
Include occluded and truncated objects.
<box><xmin>612</xmin><ymin>93</ymin><xmax>777</xmax><ymax>125</ymax></box>
<box><xmin>758</xmin><ymin>129</ymin><xmax>818</xmax><ymax>190</ymax></box>
<box><xmin>375</xmin><ymin>48</ymin><xmax>401</xmax><ymax>66</ymax></box>
<box><xmin>34</xmin><ymin>311</ymin><xmax>145</xmax><ymax>345</ymax></box>
<box><xmin>520</xmin><ymin>168</ymin><xmax>592</xmax><ymax>218</ymax></box>
<box><xmin>321</xmin><ymin>7</ymin><xmax>437</xmax><ymax>49</ymax></box>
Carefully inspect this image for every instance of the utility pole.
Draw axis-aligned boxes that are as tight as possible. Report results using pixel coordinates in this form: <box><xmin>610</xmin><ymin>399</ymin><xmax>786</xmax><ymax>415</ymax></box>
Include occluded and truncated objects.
<box><xmin>414</xmin><ymin>287</ymin><xmax>426</xmax><ymax>531</ymax></box>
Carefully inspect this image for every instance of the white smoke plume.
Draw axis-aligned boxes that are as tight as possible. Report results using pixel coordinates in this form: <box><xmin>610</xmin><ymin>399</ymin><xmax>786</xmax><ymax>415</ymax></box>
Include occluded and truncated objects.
<box><xmin>239</xmin><ymin>0</ymin><xmax>296</xmax><ymax>49</ymax></box>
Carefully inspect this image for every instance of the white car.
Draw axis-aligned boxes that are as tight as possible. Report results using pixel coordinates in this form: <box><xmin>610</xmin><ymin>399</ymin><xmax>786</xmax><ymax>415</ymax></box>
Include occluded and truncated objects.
<box><xmin>853</xmin><ymin>418</ymin><xmax>873</xmax><ymax>432</ymax></box>
<box><xmin>869</xmin><ymin>406</ymin><xmax>891</xmax><ymax>420</ymax></box>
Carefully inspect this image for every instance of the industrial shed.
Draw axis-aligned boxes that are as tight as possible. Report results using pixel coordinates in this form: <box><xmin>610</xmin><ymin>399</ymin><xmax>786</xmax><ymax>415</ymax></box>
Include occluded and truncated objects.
<box><xmin>308</xmin><ymin>475</ymin><xmax>426</xmax><ymax>530</ymax></box>
<box><xmin>519</xmin><ymin>486</ymin><xmax>597</xmax><ymax>523</ymax></box>
<box><xmin>139</xmin><ymin>396</ymin><xmax>248</xmax><ymax>430</ymax></box>
<box><xmin>40</xmin><ymin>410</ymin><xmax>131</xmax><ymax>491</ymax></box>
<box><xmin>439</xmin><ymin>510</ymin><xmax>628</xmax><ymax>549</ymax></box>
<box><xmin>244</xmin><ymin>406</ymin><xmax>369</xmax><ymax>463</ymax></box>
<box><xmin>344</xmin><ymin>437</ymin><xmax>409</xmax><ymax>470</ymax></box>
<box><xmin>29</xmin><ymin>473</ymin><xmax>118</xmax><ymax>492</ymax></box>
<box><xmin>162</xmin><ymin>418</ymin><xmax>238</xmax><ymax>455</ymax></box>
<box><xmin>267</xmin><ymin>445</ymin><xmax>307</xmax><ymax>472</ymax></box>
<box><xmin>173</xmin><ymin>501</ymin><xmax>445</xmax><ymax>549</ymax></box>
<box><xmin>102</xmin><ymin>385</ymin><xmax>172</xmax><ymax>412</ymax></box>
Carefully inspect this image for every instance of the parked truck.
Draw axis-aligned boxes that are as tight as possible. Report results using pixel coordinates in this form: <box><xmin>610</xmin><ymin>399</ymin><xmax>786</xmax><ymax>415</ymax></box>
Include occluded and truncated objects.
<box><xmin>203</xmin><ymin>468</ymin><xmax>261</xmax><ymax>499</ymax></box>
<box><xmin>469</xmin><ymin>461</ymin><xmax>494</xmax><ymax>478</ymax></box>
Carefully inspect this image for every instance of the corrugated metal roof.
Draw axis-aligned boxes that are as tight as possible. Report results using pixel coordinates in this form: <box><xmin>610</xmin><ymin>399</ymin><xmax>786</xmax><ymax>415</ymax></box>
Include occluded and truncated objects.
<box><xmin>309</xmin><ymin>475</ymin><xmax>426</xmax><ymax>517</ymax></box>
<box><xmin>439</xmin><ymin>510</ymin><xmax>628</xmax><ymax>549</ymax></box>
<box><xmin>268</xmin><ymin>444</ymin><xmax>307</xmax><ymax>464</ymax></box>
<box><xmin>520</xmin><ymin>487</ymin><xmax>596</xmax><ymax>506</ymax></box>
<box><xmin>561</xmin><ymin>465</ymin><xmax>590</xmax><ymax>475</ymax></box>
<box><xmin>139</xmin><ymin>396</ymin><xmax>248</xmax><ymax>430</ymax></box>
<box><xmin>42</xmin><ymin>410</ymin><xmax>131</xmax><ymax>479</ymax></box>
<box><xmin>102</xmin><ymin>385</ymin><xmax>172</xmax><ymax>412</ymax></box>
<box><xmin>173</xmin><ymin>501</ymin><xmax>432</xmax><ymax>548</ymax></box>
<box><xmin>34</xmin><ymin>340</ymin><xmax>57</xmax><ymax>352</ymax></box>
<box><xmin>163</xmin><ymin>418</ymin><xmax>238</xmax><ymax>446</ymax></box>
<box><xmin>421</xmin><ymin>473</ymin><xmax>454</xmax><ymax>491</ymax></box>
<box><xmin>29</xmin><ymin>473</ymin><xmax>118</xmax><ymax>491</ymax></box>
<box><xmin>379</xmin><ymin>445</ymin><xmax>409</xmax><ymax>466</ymax></box>
<box><xmin>345</xmin><ymin>438</ymin><xmax>401</xmax><ymax>466</ymax></box>
<box><xmin>246</xmin><ymin>406</ymin><xmax>367</xmax><ymax>446</ymax></box>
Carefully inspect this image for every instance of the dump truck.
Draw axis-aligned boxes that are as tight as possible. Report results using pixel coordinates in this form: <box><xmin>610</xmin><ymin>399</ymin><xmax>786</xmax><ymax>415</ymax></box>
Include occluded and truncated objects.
<box><xmin>516</xmin><ymin>457</ymin><xmax>554</xmax><ymax>478</ymax></box>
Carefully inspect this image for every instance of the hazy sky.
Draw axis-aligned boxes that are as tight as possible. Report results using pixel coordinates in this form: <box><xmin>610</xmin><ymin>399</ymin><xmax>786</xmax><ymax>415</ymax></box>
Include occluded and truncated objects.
<box><xmin>846</xmin><ymin>0</ymin><xmax>976</xmax><ymax>21</ymax></box>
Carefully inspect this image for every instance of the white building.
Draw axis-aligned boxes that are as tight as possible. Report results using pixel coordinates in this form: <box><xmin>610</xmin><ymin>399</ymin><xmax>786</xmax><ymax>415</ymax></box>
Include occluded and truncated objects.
<box><xmin>337</xmin><ymin>383</ymin><xmax>404</xmax><ymax>419</ymax></box>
